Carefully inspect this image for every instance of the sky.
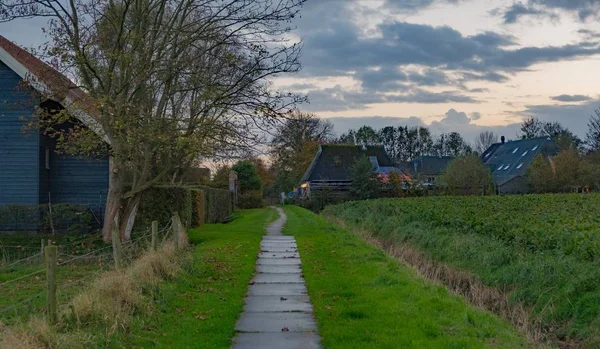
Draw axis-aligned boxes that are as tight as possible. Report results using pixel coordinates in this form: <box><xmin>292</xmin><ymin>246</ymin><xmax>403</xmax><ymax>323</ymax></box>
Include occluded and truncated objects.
<box><xmin>2</xmin><ymin>0</ymin><xmax>600</xmax><ymax>144</ymax></box>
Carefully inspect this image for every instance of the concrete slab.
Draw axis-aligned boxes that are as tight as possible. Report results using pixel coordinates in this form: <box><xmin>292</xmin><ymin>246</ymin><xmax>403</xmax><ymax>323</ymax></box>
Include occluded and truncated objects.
<box><xmin>260</xmin><ymin>243</ymin><xmax>297</xmax><ymax>248</ymax></box>
<box><xmin>257</xmin><ymin>258</ymin><xmax>301</xmax><ymax>265</ymax></box>
<box><xmin>248</xmin><ymin>283</ymin><xmax>307</xmax><ymax>296</ymax></box>
<box><xmin>262</xmin><ymin>236</ymin><xmax>295</xmax><ymax>241</ymax></box>
<box><xmin>260</xmin><ymin>247</ymin><xmax>298</xmax><ymax>253</ymax></box>
<box><xmin>243</xmin><ymin>295</ymin><xmax>313</xmax><ymax>312</ymax></box>
<box><xmin>232</xmin><ymin>332</ymin><xmax>322</xmax><ymax>349</ymax></box>
<box><xmin>257</xmin><ymin>265</ymin><xmax>302</xmax><ymax>273</ymax></box>
<box><xmin>235</xmin><ymin>312</ymin><xmax>317</xmax><ymax>333</ymax></box>
<box><xmin>259</xmin><ymin>252</ymin><xmax>300</xmax><ymax>259</ymax></box>
<box><xmin>252</xmin><ymin>273</ymin><xmax>304</xmax><ymax>284</ymax></box>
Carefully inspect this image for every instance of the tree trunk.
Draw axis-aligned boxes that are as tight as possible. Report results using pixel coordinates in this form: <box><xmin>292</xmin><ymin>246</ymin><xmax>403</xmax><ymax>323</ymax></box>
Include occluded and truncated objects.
<box><xmin>102</xmin><ymin>157</ymin><xmax>125</xmax><ymax>242</ymax></box>
<box><xmin>119</xmin><ymin>194</ymin><xmax>141</xmax><ymax>241</ymax></box>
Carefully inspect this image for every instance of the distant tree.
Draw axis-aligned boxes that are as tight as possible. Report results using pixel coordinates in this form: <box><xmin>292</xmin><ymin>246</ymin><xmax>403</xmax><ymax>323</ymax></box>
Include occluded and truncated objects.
<box><xmin>211</xmin><ymin>165</ymin><xmax>231</xmax><ymax>189</ymax></box>
<box><xmin>232</xmin><ymin>161</ymin><xmax>262</xmax><ymax>192</ymax></box>
<box><xmin>528</xmin><ymin>154</ymin><xmax>557</xmax><ymax>193</ymax></box>
<box><xmin>519</xmin><ymin>118</ymin><xmax>581</xmax><ymax>151</ymax></box>
<box><xmin>349</xmin><ymin>156</ymin><xmax>379</xmax><ymax>200</ymax></box>
<box><xmin>586</xmin><ymin>109</ymin><xmax>600</xmax><ymax>152</ymax></box>
<box><xmin>270</xmin><ymin>112</ymin><xmax>331</xmax><ymax>194</ymax></box>
<box><xmin>380</xmin><ymin>126</ymin><xmax>398</xmax><ymax>159</ymax></box>
<box><xmin>434</xmin><ymin>132</ymin><xmax>472</xmax><ymax>157</ymax></box>
<box><xmin>474</xmin><ymin>131</ymin><xmax>498</xmax><ymax>154</ymax></box>
<box><xmin>356</xmin><ymin>126</ymin><xmax>381</xmax><ymax>145</ymax></box>
<box><xmin>520</xmin><ymin>117</ymin><xmax>542</xmax><ymax>139</ymax></box>
<box><xmin>335</xmin><ymin>130</ymin><xmax>356</xmax><ymax>144</ymax></box>
<box><xmin>417</xmin><ymin>127</ymin><xmax>434</xmax><ymax>158</ymax></box>
<box><xmin>442</xmin><ymin>154</ymin><xmax>494</xmax><ymax>195</ymax></box>
<box><xmin>251</xmin><ymin>158</ymin><xmax>274</xmax><ymax>197</ymax></box>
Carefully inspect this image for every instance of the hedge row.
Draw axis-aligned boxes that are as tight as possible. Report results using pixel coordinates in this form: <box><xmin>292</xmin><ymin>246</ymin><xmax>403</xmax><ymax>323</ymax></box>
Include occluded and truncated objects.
<box><xmin>136</xmin><ymin>185</ymin><xmax>233</xmax><ymax>230</ymax></box>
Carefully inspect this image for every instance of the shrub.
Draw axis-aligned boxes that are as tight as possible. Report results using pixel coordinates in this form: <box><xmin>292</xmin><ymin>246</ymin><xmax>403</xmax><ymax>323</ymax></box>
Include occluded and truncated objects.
<box><xmin>197</xmin><ymin>186</ymin><xmax>233</xmax><ymax>223</ymax></box>
<box><xmin>349</xmin><ymin>156</ymin><xmax>379</xmax><ymax>200</ymax></box>
<box><xmin>238</xmin><ymin>190</ymin><xmax>264</xmax><ymax>209</ymax></box>
<box><xmin>442</xmin><ymin>154</ymin><xmax>495</xmax><ymax>195</ymax></box>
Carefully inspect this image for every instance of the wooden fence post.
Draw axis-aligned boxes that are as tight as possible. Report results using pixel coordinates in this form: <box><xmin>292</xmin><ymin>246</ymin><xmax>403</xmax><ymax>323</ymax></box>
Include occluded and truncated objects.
<box><xmin>172</xmin><ymin>212</ymin><xmax>181</xmax><ymax>251</ymax></box>
<box><xmin>151</xmin><ymin>221</ymin><xmax>158</xmax><ymax>251</ymax></box>
<box><xmin>45</xmin><ymin>244</ymin><xmax>57</xmax><ymax>325</ymax></box>
<box><xmin>112</xmin><ymin>217</ymin><xmax>122</xmax><ymax>270</ymax></box>
<box><xmin>40</xmin><ymin>239</ymin><xmax>45</xmax><ymax>263</ymax></box>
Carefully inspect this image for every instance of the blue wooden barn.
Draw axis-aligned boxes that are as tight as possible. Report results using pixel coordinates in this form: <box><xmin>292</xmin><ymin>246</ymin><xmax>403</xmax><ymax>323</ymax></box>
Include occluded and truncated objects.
<box><xmin>0</xmin><ymin>35</ymin><xmax>108</xmax><ymax>231</ymax></box>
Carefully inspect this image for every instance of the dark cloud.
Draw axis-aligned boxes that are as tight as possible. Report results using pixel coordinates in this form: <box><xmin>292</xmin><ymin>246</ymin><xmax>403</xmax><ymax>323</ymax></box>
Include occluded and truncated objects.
<box><xmin>356</xmin><ymin>67</ymin><xmax>409</xmax><ymax>92</ymax></box>
<box><xmin>496</xmin><ymin>0</ymin><xmax>600</xmax><ymax>23</ymax></box>
<box><xmin>499</xmin><ymin>3</ymin><xmax>547</xmax><ymax>24</ymax></box>
<box><xmin>383</xmin><ymin>0</ymin><xmax>462</xmax><ymax>12</ymax></box>
<box><xmin>551</xmin><ymin>94</ymin><xmax>592</xmax><ymax>102</ymax></box>
<box><xmin>460</xmin><ymin>71</ymin><xmax>510</xmax><ymax>83</ymax></box>
<box><xmin>283</xmin><ymin>83</ymin><xmax>318</xmax><ymax>90</ymax></box>
<box><xmin>471</xmin><ymin>112</ymin><xmax>482</xmax><ymax>120</ymax></box>
<box><xmin>468</xmin><ymin>88</ymin><xmax>490</xmax><ymax>93</ymax></box>
<box><xmin>407</xmin><ymin>69</ymin><xmax>449</xmax><ymax>86</ymax></box>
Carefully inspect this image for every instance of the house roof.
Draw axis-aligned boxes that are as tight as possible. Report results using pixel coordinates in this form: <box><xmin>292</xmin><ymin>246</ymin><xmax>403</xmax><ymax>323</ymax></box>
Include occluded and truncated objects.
<box><xmin>481</xmin><ymin>136</ymin><xmax>556</xmax><ymax>186</ymax></box>
<box><xmin>0</xmin><ymin>35</ymin><xmax>106</xmax><ymax>142</ymax></box>
<box><xmin>301</xmin><ymin>144</ymin><xmax>395</xmax><ymax>182</ymax></box>
<box><xmin>410</xmin><ymin>156</ymin><xmax>454</xmax><ymax>176</ymax></box>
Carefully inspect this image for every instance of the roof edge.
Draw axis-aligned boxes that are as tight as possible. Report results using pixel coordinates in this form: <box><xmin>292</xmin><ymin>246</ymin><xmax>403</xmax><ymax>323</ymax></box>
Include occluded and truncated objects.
<box><xmin>300</xmin><ymin>144</ymin><xmax>323</xmax><ymax>183</ymax></box>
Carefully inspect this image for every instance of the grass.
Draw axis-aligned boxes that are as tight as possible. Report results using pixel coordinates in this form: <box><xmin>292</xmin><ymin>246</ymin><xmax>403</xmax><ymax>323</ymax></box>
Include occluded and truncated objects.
<box><xmin>122</xmin><ymin>208</ymin><xmax>276</xmax><ymax>348</ymax></box>
<box><xmin>323</xmin><ymin>194</ymin><xmax>600</xmax><ymax>347</ymax></box>
<box><xmin>283</xmin><ymin>205</ymin><xmax>535</xmax><ymax>349</ymax></box>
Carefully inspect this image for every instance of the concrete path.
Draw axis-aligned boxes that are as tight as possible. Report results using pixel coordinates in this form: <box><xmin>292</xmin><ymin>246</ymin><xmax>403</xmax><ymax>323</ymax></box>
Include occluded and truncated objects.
<box><xmin>232</xmin><ymin>208</ymin><xmax>322</xmax><ymax>349</ymax></box>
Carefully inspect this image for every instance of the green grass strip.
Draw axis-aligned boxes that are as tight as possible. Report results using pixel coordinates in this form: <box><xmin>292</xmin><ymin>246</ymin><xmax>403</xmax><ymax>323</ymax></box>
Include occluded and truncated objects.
<box><xmin>124</xmin><ymin>208</ymin><xmax>276</xmax><ymax>348</ymax></box>
<box><xmin>283</xmin><ymin>206</ymin><xmax>536</xmax><ymax>349</ymax></box>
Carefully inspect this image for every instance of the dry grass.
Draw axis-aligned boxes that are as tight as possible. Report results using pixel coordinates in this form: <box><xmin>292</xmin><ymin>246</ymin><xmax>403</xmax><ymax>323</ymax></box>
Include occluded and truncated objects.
<box><xmin>326</xmin><ymin>215</ymin><xmax>556</xmax><ymax>347</ymax></box>
<box><xmin>0</xmin><ymin>240</ymin><xmax>188</xmax><ymax>349</ymax></box>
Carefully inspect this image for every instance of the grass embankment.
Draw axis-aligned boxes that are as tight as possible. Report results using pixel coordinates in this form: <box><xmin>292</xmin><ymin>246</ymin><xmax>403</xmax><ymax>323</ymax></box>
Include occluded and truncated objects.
<box><xmin>125</xmin><ymin>208</ymin><xmax>276</xmax><ymax>348</ymax></box>
<box><xmin>323</xmin><ymin>194</ymin><xmax>600</xmax><ymax>348</ymax></box>
<box><xmin>283</xmin><ymin>206</ymin><xmax>533</xmax><ymax>349</ymax></box>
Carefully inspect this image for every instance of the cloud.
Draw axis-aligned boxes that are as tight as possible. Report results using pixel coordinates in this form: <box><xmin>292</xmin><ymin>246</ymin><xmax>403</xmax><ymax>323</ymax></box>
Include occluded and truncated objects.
<box><xmin>283</xmin><ymin>83</ymin><xmax>318</xmax><ymax>90</ymax></box>
<box><xmin>471</xmin><ymin>112</ymin><xmax>482</xmax><ymax>120</ymax></box>
<box><xmin>384</xmin><ymin>0</ymin><xmax>463</xmax><ymax>13</ymax></box>
<box><xmin>495</xmin><ymin>0</ymin><xmax>600</xmax><ymax>23</ymax></box>
<box><xmin>499</xmin><ymin>3</ymin><xmax>549</xmax><ymax>24</ymax></box>
<box><xmin>387</xmin><ymin>90</ymin><xmax>479</xmax><ymax>104</ymax></box>
<box><xmin>551</xmin><ymin>94</ymin><xmax>592</xmax><ymax>102</ymax></box>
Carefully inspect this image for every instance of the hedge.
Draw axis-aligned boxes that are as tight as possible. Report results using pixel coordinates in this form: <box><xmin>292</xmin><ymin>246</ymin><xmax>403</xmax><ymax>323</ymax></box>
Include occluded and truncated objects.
<box><xmin>0</xmin><ymin>204</ymin><xmax>94</xmax><ymax>234</ymax></box>
<box><xmin>136</xmin><ymin>185</ymin><xmax>233</xmax><ymax>231</ymax></box>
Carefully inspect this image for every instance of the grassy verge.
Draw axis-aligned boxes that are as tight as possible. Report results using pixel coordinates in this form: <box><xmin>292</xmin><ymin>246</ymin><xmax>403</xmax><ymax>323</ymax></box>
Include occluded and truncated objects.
<box><xmin>283</xmin><ymin>205</ymin><xmax>535</xmax><ymax>349</ymax></box>
<box><xmin>124</xmin><ymin>208</ymin><xmax>276</xmax><ymax>348</ymax></box>
<box><xmin>323</xmin><ymin>195</ymin><xmax>600</xmax><ymax>347</ymax></box>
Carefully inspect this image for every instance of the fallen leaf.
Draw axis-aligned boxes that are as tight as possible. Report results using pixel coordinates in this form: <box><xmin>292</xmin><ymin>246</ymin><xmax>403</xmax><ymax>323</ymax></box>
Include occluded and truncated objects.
<box><xmin>281</xmin><ymin>327</ymin><xmax>289</xmax><ymax>332</ymax></box>
<box><xmin>280</xmin><ymin>297</ymin><xmax>287</xmax><ymax>301</ymax></box>
<box><xmin>248</xmin><ymin>281</ymin><xmax>255</xmax><ymax>285</ymax></box>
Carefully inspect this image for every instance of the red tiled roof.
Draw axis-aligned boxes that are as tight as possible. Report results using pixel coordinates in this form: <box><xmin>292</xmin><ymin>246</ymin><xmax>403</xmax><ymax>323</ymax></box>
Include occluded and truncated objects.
<box><xmin>0</xmin><ymin>35</ymin><xmax>101</xmax><ymax>132</ymax></box>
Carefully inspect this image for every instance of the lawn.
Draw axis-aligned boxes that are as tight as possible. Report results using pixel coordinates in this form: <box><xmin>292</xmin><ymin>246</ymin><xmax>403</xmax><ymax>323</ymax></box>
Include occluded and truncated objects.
<box><xmin>283</xmin><ymin>205</ymin><xmax>535</xmax><ymax>349</ymax></box>
<box><xmin>123</xmin><ymin>208</ymin><xmax>276</xmax><ymax>348</ymax></box>
<box><xmin>323</xmin><ymin>194</ymin><xmax>600</xmax><ymax>347</ymax></box>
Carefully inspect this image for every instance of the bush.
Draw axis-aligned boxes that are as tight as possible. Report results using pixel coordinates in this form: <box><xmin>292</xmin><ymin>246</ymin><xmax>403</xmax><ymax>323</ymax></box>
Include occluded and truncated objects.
<box><xmin>442</xmin><ymin>154</ymin><xmax>494</xmax><ymax>195</ymax></box>
<box><xmin>238</xmin><ymin>190</ymin><xmax>264</xmax><ymax>209</ymax></box>
<box><xmin>0</xmin><ymin>204</ymin><xmax>93</xmax><ymax>234</ymax></box>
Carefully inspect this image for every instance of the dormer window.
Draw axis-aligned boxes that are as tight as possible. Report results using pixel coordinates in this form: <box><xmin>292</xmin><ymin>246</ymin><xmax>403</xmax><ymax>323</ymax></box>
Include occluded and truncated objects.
<box><xmin>497</xmin><ymin>164</ymin><xmax>504</xmax><ymax>171</ymax></box>
<box><xmin>504</xmin><ymin>165</ymin><xmax>510</xmax><ymax>170</ymax></box>
<box><xmin>532</xmin><ymin>145</ymin><xmax>539</xmax><ymax>151</ymax></box>
<box><xmin>512</xmin><ymin>148</ymin><xmax>519</xmax><ymax>154</ymax></box>
<box><xmin>522</xmin><ymin>150</ymin><xmax>529</xmax><ymax>157</ymax></box>
<box><xmin>517</xmin><ymin>163</ymin><xmax>523</xmax><ymax>169</ymax></box>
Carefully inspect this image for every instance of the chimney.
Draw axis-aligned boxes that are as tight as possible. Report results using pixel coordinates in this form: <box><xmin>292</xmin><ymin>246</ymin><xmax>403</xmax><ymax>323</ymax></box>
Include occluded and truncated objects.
<box><xmin>501</xmin><ymin>136</ymin><xmax>505</xmax><ymax>144</ymax></box>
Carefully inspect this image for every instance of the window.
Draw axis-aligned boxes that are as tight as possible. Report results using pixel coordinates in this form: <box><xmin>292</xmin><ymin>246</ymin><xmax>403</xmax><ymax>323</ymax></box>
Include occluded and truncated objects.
<box><xmin>521</xmin><ymin>150</ymin><xmax>529</xmax><ymax>157</ymax></box>
<box><xmin>512</xmin><ymin>147</ymin><xmax>519</xmax><ymax>154</ymax></box>
<box><xmin>532</xmin><ymin>145</ymin><xmax>539</xmax><ymax>151</ymax></box>
<box><xmin>497</xmin><ymin>164</ymin><xmax>504</xmax><ymax>171</ymax></box>
<box><xmin>503</xmin><ymin>165</ymin><xmax>510</xmax><ymax>170</ymax></box>
<box><xmin>45</xmin><ymin>148</ymin><xmax>50</xmax><ymax>170</ymax></box>
<box><xmin>517</xmin><ymin>163</ymin><xmax>523</xmax><ymax>169</ymax></box>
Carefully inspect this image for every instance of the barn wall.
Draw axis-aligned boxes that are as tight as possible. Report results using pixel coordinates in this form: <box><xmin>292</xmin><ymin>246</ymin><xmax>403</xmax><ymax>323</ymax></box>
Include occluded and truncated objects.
<box><xmin>0</xmin><ymin>61</ymin><xmax>39</xmax><ymax>206</ymax></box>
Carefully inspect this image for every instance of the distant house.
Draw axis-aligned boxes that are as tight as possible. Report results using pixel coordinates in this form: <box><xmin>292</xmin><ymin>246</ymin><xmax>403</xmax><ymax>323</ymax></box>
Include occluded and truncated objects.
<box><xmin>402</xmin><ymin>155</ymin><xmax>454</xmax><ymax>187</ymax></box>
<box><xmin>300</xmin><ymin>144</ymin><xmax>400</xmax><ymax>197</ymax></box>
<box><xmin>481</xmin><ymin>136</ymin><xmax>556</xmax><ymax>194</ymax></box>
<box><xmin>0</xmin><ymin>35</ymin><xmax>108</xmax><ymax>230</ymax></box>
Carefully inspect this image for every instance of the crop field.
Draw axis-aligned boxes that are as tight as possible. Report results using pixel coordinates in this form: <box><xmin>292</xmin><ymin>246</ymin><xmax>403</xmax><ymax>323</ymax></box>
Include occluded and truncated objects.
<box><xmin>323</xmin><ymin>194</ymin><xmax>600</xmax><ymax>347</ymax></box>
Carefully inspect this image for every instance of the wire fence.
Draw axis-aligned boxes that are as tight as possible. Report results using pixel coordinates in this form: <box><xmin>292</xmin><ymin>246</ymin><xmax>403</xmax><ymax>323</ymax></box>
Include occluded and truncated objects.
<box><xmin>0</xmin><ymin>219</ymin><xmax>175</xmax><ymax>324</ymax></box>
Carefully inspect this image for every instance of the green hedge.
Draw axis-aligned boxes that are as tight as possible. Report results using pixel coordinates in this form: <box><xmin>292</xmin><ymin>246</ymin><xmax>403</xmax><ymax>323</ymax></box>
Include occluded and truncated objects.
<box><xmin>136</xmin><ymin>186</ymin><xmax>193</xmax><ymax>231</ymax></box>
<box><xmin>137</xmin><ymin>185</ymin><xmax>233</xmax><ymax>230</ymax></box>
<box><xmin>0</xmin><ymin>204</ymin><xmax>93</xmax><ymax>234</ymax></box>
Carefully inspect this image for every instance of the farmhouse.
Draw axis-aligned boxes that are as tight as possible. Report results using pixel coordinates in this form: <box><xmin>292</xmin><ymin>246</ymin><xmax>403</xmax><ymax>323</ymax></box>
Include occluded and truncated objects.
<box><xmin>481</xmin><ymin>136</ymin><xmax>557</xmax><ymax>194</ymax></box>
<box><xmin>405</xmin><ymin>155</ymin><xmax>454</xmax><ymax>187</ymax></box>
<box><xmin>0</xmin><ymin>35</ymin><xmax>108</xmax><ymax>230</ymax></box>
<box><xmin>300</xmin><ymin>144</ymin><xmax>400</xmax><ymax>197</ymax></box>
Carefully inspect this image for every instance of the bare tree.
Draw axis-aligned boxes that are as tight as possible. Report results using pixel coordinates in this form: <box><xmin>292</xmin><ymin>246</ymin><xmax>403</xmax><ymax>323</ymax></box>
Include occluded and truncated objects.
<box><xmin>474</xmin><ymin>131</ymin><xmax>498</xmax><ymax>154</ymax></box>
<box><xmin>1</xmin><ymin>0</ymin><xmax>306</xmax><ymax>240</ymax></box>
